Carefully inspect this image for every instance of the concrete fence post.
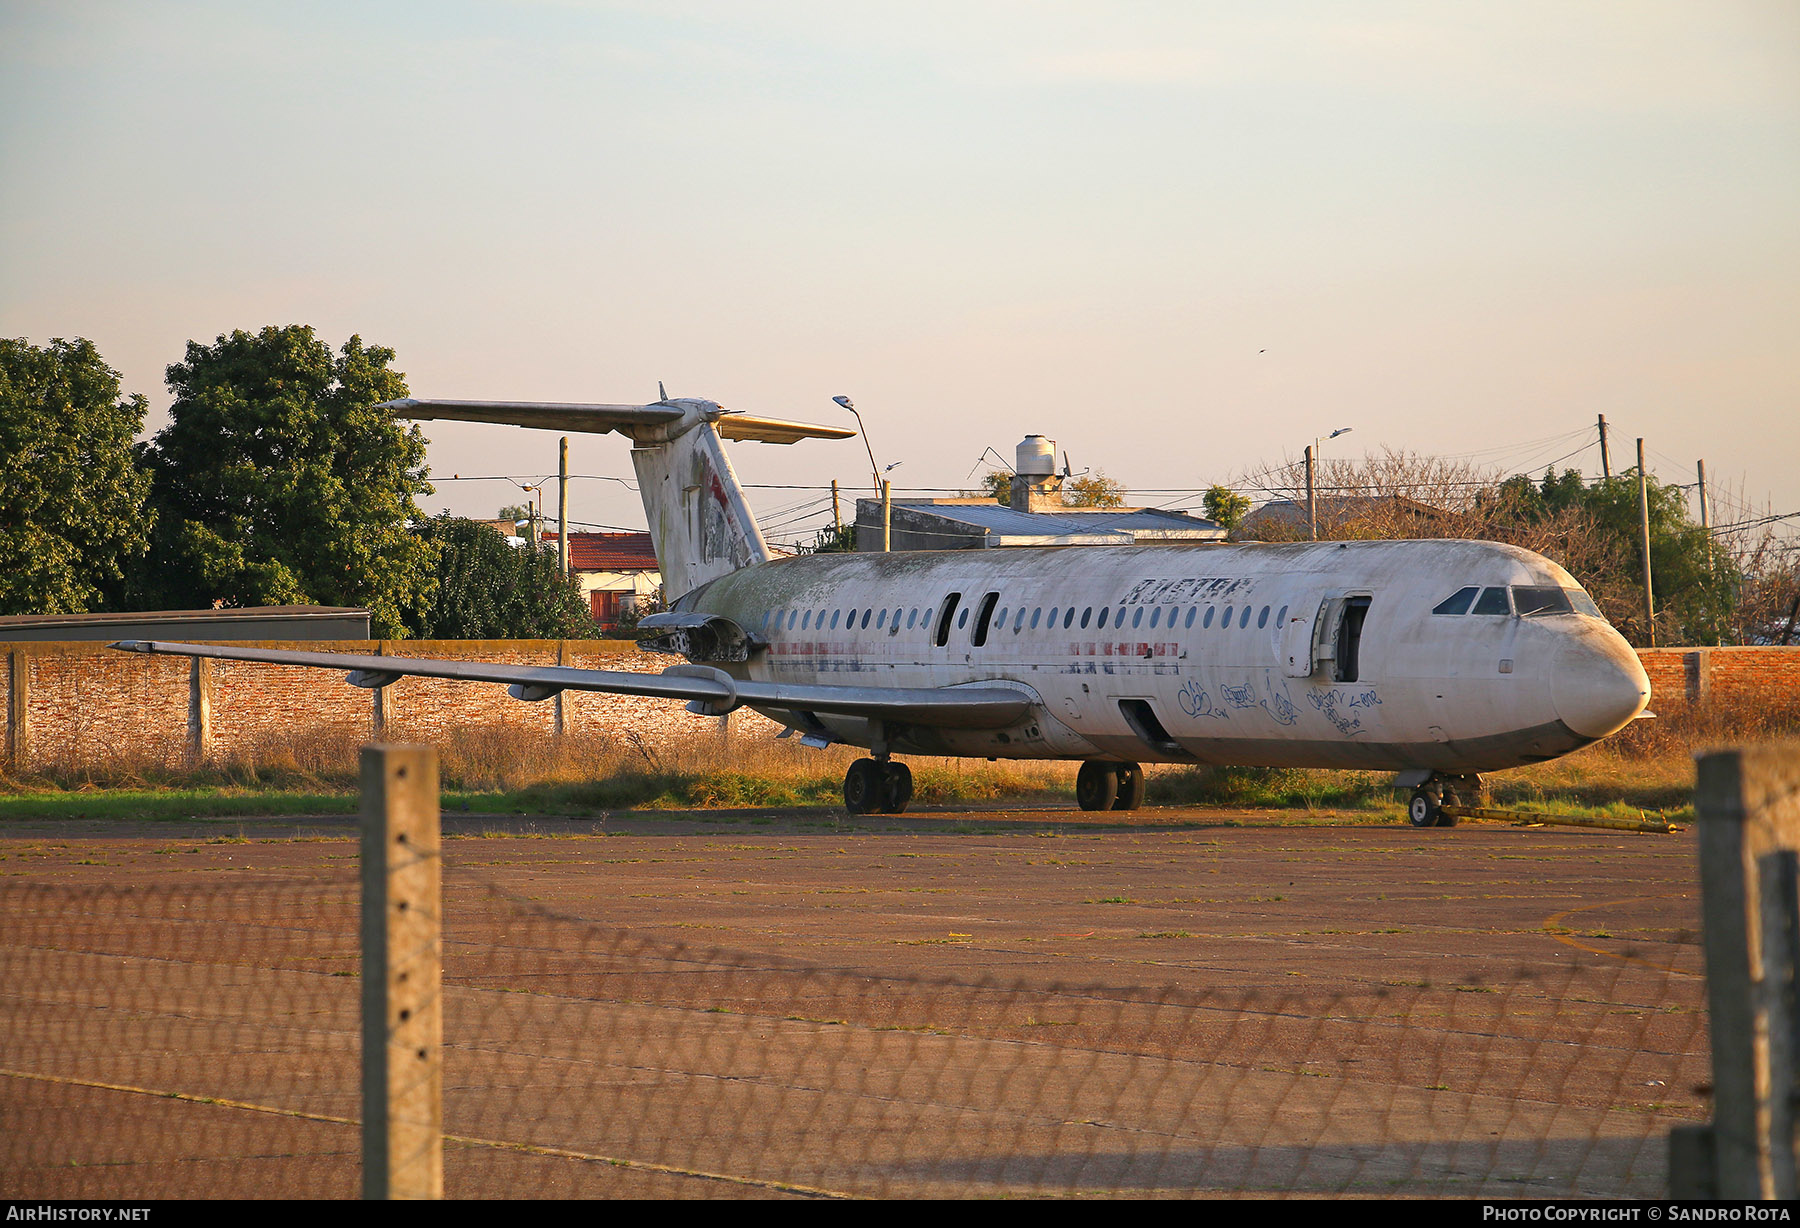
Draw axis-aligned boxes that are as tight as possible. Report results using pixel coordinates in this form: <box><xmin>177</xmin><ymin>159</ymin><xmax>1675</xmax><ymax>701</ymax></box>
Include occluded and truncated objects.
<box><xmin>6</xmin><ymin>649</ymin><xmax>26</xmax><ymax>769</ymax></box>
<box><xmin>1674</xmin><ymin>741</ymin><xmax>1800</xmax><ymax>1198</ymax></box>
<box><xmin>361</xmin><ymin>744</ymin><xmax>443</xmax><ymax>1200</ymax></box>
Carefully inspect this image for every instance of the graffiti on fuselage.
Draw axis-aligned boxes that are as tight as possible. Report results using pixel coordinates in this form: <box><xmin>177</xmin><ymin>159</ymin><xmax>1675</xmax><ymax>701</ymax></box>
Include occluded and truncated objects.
<box><xmin>1308</xmin><ymin>687</ymin><xmax>1382</xmax><ymax>737</ymax></box>
<box><xmin>1119</xmin><ymin>576</ymin><xmax>1256</xmax><ymax>605</ymax></box>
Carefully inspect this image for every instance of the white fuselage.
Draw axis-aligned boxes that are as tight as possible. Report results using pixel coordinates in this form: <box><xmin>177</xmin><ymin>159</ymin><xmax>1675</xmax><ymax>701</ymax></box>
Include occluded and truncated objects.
<box><xmin>682</xmin><ymin>538</ymin><xmax>1650</xmax><ymax>774</ymax></box>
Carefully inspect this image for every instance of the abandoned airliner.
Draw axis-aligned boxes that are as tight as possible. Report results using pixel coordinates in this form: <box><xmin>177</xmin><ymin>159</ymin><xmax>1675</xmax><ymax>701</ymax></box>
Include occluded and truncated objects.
<box><xmin>114</xmin><ymin>393</ymin><xmax>1651</xmax><ymax>827</ymax></box>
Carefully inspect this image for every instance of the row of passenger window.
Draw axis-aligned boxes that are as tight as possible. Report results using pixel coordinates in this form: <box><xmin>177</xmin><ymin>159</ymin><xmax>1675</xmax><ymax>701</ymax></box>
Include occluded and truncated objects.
<box><xmin>1432</xmin><ymin>586</ymin><xmax>1601</xmax><ymax>618</ymax></box>
<box><xmin>760</xmin><ymin>601</ymin><xmax>1292</xmax><ymax>638</ymax></box>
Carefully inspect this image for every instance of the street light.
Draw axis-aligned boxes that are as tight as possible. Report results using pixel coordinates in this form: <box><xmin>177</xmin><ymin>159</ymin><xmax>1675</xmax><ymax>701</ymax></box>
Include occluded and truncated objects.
<box><xmin>1306</xmin><ymin>427</ymin><xmax>1353</xmax><ymax>542</ymax></box>
<box><xmin>832</xmin><ymin>395</ymin><xmax>883</xmax><ymax>495</ymax></box>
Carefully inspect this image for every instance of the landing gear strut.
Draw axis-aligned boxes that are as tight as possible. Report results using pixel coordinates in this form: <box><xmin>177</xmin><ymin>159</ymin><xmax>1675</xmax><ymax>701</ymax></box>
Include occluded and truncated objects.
<box><xmin>1077</xmin><ymin>761</ymin><xmax>1145</xmax><ymax>812</ymax></box>
<box><xmin>845</xmin><ymin>758</ymin><xmax>912</xmax><ymax>815</ymax></box>
<box><xmin>1407</xmin><ymin>773</ymin><xmax>1483</xmax><ymax>828</ymax></box>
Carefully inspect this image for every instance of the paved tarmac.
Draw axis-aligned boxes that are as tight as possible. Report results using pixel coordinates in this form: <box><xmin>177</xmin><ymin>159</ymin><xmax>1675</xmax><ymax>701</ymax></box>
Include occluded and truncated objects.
<box><xmin>0</xmin><ymin>805</ymin><xmax>1707</xmax><ymax>1198</ymax></box>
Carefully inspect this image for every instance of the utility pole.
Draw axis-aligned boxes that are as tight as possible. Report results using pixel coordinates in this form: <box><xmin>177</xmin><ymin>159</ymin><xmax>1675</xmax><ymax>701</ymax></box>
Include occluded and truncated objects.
<box><xmin>881</xmin><ymin>479</ymin><xmax>892</xmax><ymax>552</ymax></box>
<box><xmin>558</xmin><ymin>437</ymin><xmax>569</xmax><ymax>578</ymax></box>
<box><xmin>1598</xmin><ymin>414</ymin><xmax>1612</xmax><ymax>480</ymax></box>
<box><xmin>831</xmin><ymin>479</ymin><xmax>841</xmax><ymax>531</ymax></box>
<box><xmin>1638</xmin><ymin>438</ymin><xmax>1655</xmax><ymax>647</ymax></box>
<box><xmin>1305</xmin><ymin>446</ymin><xmax>1317</xmax><ymax>542</ymax></box>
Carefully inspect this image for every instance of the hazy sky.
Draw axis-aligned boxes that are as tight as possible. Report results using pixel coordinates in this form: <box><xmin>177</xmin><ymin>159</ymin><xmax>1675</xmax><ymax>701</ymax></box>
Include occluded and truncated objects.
<box><xmin>4</xmin><ymin>1</ymin><xmax>1795</xmax><ymax>544</ymax></box>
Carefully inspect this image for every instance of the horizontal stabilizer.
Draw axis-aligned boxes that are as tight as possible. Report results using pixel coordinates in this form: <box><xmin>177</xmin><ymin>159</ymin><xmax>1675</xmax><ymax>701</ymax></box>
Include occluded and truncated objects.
<box><xmin>111</xmin><ymin>641</ymin><xmax>1034</xmax><ymax>731</ymax></box>
<box><xmin>380</xmin><ymin>398</ymin><xmax>683</xmax><ymax>435</ymax></box>
<box><xmin>717</xmin><ymin>414</ymin><xmax>856</xmax><ymax>444</ymax></box>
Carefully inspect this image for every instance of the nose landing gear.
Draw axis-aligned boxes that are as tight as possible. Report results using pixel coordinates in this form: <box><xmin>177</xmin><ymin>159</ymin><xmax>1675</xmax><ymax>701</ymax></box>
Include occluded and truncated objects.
<box><xmin>1407</xmin><ymin>773</ymin><xmax>1483</xmax><ymax>828</ymax></box>
<box><xmin>1076</xmin><ymin>761</ymin><xmax>1146</xmax><ymax>812</ymax></box>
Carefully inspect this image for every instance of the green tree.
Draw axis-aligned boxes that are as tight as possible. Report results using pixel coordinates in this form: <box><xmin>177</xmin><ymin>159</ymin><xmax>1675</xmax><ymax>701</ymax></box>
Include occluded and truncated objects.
<box><xmin>805</xmin><ymin>521</ymin><xmax>857</xmax><ymax>553</ymax></box>
<box><xmin>1202</xmin><ymin>485</ymin><xmax>1251</xmax><ymax>532</ymax></box>
<box><xmin>976</xmin><ymin>469</ymin><xmax>1126</xmax><ymax>508</ymax></box>
<box><xmin>409</xmin><ymin>515</ymin><xmax>597</xmax><ymax>639</ymax></box>
<box><xmin>0</xmin><ymin>338</ymin><xmax>153</xmax><ymax>614</ymax></box>
<box><xmin>1065</xmin><ymin>470</ymin><xmax>1126</xmax><ymax>508</ymax></box>
<box><xmin>135</xmin><ymin>326</ymin><xmax>435</xmax><ymax>637</ymax></box>
<box><xmin>1494</xmin><ymin>467</ymin><xmax>1736</xmax><ymax>646</ymax></box>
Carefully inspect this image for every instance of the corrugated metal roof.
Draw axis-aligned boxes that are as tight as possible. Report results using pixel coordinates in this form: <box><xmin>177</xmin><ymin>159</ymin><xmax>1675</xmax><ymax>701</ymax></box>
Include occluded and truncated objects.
<box><xmin>892</xmin><ymin>502</ymin><xmax>1223</xmax><ymax>540</ymax></box>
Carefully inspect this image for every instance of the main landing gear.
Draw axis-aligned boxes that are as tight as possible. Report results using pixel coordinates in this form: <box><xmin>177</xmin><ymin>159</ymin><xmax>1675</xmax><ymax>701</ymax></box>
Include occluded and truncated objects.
<box><xmin>844</xmin><ymin>758</ymin><xmax>913</xmax><ymax>815</ymax></box>
<box><xmin>1076</xmin><ymin>761</ymin><xmax>1146</xmax><ymax>812</ymax></box>
<box><xmin>1407</xmin><ymin>773</ymin><xmax>1483</xmax><ymax>828</ymax></box>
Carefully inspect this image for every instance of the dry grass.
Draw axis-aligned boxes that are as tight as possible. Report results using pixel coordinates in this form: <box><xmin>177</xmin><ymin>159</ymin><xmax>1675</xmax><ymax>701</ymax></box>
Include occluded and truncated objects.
<box><xmin>2</xmin><ymin>696</ymin><xmax>1792</xmax><ymax>816</ymax></box>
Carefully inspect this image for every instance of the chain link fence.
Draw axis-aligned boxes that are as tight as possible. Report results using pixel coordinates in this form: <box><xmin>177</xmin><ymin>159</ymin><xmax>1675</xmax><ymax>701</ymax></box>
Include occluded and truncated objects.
<box><xmin>1</xmin><ymin>862</ymin><xmax>1707</xmax><ymax>1199</ymax></box>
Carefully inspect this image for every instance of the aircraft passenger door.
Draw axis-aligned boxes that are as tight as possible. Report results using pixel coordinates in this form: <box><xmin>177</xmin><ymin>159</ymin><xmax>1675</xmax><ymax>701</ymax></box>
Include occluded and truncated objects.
<box><xmin>1282</xmin><ymin>602</ymin><xmax>1321</xmax><ymax>677</ymax></box>
<box><xmin>1285</xmin><ymin>594</ymin><xmax>1371</xmax><ymax>681</ymax></box>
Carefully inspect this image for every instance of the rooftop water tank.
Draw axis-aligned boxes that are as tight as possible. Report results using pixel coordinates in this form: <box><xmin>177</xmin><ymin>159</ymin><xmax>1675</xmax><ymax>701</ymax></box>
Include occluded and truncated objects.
<box><xmin>1016</xmin><ymin>435</ymin><xmax>1056</xmax><ymax>480</ymax></box>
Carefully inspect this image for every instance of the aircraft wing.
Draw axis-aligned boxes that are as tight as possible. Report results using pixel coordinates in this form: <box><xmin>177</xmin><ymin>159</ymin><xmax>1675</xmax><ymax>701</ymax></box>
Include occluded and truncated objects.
<box><xmin>110</xmin><ymin>641</ymin><xmax>1032</xmax><ymax>729</ymax></box>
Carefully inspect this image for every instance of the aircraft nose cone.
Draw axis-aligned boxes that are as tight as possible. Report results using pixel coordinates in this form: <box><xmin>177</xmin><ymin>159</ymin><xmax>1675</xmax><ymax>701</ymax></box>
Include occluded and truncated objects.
<box><xmin>1551</xmin><ymin>634</ymin><xmax>1650</xmax><ymax>739</ymax></box>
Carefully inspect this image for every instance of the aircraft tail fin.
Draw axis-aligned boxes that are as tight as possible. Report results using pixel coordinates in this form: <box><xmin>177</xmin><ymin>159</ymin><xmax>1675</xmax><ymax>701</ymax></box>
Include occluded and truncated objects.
<box><xmin>384</xmin><ymin>393</ymin><xmax>854</xmax><ymax>602</ymax></box>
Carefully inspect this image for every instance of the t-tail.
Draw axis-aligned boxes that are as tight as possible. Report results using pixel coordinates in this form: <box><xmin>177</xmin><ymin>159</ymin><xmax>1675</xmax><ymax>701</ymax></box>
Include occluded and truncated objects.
<box><xmin>380</xmin><ymin>392</ymin><xmax>854</xmax><ymax>600</ymax></box>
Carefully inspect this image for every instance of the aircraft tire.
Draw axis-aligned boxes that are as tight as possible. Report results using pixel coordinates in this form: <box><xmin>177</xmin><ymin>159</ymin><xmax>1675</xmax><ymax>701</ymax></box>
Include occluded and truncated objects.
<box><xmin>1408</xmin><ymin>782</ymin><xmax>1444</xmax><ymax>828</ymax></box>
<box><xmin>844</xmin><ymin>759</ymin><xmax>881</xmax><ymax>814</ymax></box>
<box><xmin>1112</xmin><ymin>763</ymin><xmax>1146</xmax><ymax>811</ymax></box>
<box><xmin>880</xmin><ymin>762</ymin><xmax>913</xmax><ymax>815</ymax></box>
<box><xmin>1077</xmin><ymin>761</ymin><xmax>1118</xmax><ymax>812</ymax></box>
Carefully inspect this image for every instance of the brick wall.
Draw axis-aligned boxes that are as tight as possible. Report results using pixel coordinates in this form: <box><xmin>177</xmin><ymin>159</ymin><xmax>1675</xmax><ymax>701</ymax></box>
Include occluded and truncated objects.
<box><xmin>8</xmin><ymin>641</ymin><xmax>1799</xmax><ymax>773</ymax></box>
<box><xmin>5</xmin><ymin>640</ymin><xmax>779</xmax><ymax>772</ymax></box>
<box><xmin>1637</xmin><ymin>647</ymin><xmax>1800</xmax><ymax>717</ymax></box>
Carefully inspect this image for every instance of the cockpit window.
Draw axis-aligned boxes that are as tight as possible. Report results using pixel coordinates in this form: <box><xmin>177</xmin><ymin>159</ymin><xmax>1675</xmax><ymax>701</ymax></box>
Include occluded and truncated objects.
<box><xmin>1471</xmin><ymin>587</ymin><xmax>1511</xmax><ymax>616</ymax></box>
<box><xmin>1433</xmin><ymin>587</ymin><xmax>1479</xmax><ymax>616</ymax></box>
<box><xmin>1512</xmin><ymin>586</ymin><xmax>1574</xmax><ymax>617</ymax></box>
<box><xmin>1567</xmin><ymin>589</ymin><xmax>1601</xmax><ymax>618</ymax></box>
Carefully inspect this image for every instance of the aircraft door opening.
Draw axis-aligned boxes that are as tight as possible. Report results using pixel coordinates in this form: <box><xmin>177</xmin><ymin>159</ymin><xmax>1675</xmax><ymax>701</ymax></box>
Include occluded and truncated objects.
<box><xmin>970</xmin><ymin>592</ymin><xmax>1000</xmax><ymax>646</ymax></box>
<box><xmin>935</xmin><ymin>592</ymin><xmax>962</xmax><ymax>647</ymax></box>
<box><xmin>1335</xmin><ymin>596</ymin><xmax>1372</xmax><ymax>682</ymax></box>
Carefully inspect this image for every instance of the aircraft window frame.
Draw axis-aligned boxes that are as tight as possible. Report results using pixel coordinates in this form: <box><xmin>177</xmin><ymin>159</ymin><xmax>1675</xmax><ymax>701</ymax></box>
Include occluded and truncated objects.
<box><xmin>891</xmin><ymin>607</ymin><xmax>903</xmax><ymax>634</ymax></box>
<box><xmin>1432</xmin><ymin>587</ymin><xmax>1479</xmax><ymax>616</ymax></box>
<box><xmin>1203</xmin><ymin>607</ymin><xmax>1214</xmax><ymax>629</ymax></box>
<box><xmin>1221</xmin><ymin>605</ymin><xmax>1233</xmax><ymax>627</ymax></box>
<box><xmin>802</xmin><ymin>610</ymin><xmax>811</xmax><ymax>631</ymax></box>
<box><xmin>1080</xmin><ymin>607</ymin><xmax>1091</xmax><ymax>629</ymax></box>
<box><xmin>1013</xmin><ymin>608</ymin><xmax>1026</xmax><ymax>633</ymax></box>
<box><xmin>1471</xmin><ymin>587</ymin><xmax>1512</xmax><ymax>616</ymax></box>
<box><xmin>787</xmin><ymin>610</ymin><xmax>798</xmax><ymax>631</ymax></box>
<box><xmin>1098</xmin><ymin>607</ymin><xmax>1110</xmax><ymax>629</ymax></box>
<box><xmin>861</xmin><ymin>609</ymin><xmax>872</xmax><ymax>629</ymax></box>
<box><xmin>958</xmin><ymin>607</ymin><xmax>970</xmax><ymax>629</ymax></box>
<box><xmin>1512</xmin><ymin>586</ymin><xmax>1574</xmax><ymax>617</ymax></box>
<box><xmin>847</xmin><ymin>608</ymin><xmax>858</xmax><ymax>627</ymax></box>
<box><xmin>1063</xmin><ymin>607</ymin><xmax>1075</xmax><ymax>629</ymax></box>
<box><xmin>830</xmin><ymin>610</ymin><xmax>841</xmax><ymax>630</ymax></box>
<box><xmin>1257</xmin><ymin>606</ymin><xmax>1269</xmax><ymax>629</ymax></box>
<box><xmin>1184</xmin><ymin>607</ymin><xmax>1196</xmax><ymax>628</ymax></box>
<box><xmin>1130</xmin><ymin>608</ymin><xmax>1142</xmax><ymax>629</ymax></box>
<box><xmin>1276</xmin><ymin>604</ymin><xmax>1288</xmax><ymax>629</ymax></box>
<box><xmin>877</xmin><ymin>609</ymin><xmax>887</xmax><ymax>629</ymax></box>
<box><xmin>921</xmin><ymin>607</ymin><xmax>933</xmax><ymax>628</ymax></box>
<box><xmin>1030</xmin><ymin>608</ymin><xmax>1042</xmax><ymax>630</ymax></box>
<box><xmin>906</xmin><ymin>608</ymin><xmax>918</xmax><ymax>629</ymax></box>
<box><xmin>1149</xmin><ymin>608</ymin><xmax>1161</xmax><ymax>629</ymax></box>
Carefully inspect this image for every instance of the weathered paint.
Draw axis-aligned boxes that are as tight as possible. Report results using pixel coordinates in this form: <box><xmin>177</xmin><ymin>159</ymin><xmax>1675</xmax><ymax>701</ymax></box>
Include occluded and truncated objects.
<box><xmin>685</xmin><ymin>538</ymin><xmax>1650</xmax><ymax>774</ymax></box>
